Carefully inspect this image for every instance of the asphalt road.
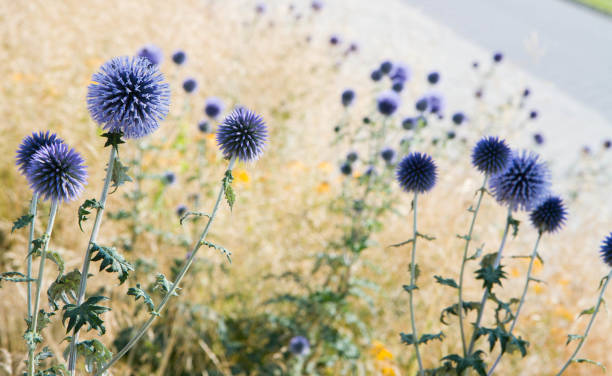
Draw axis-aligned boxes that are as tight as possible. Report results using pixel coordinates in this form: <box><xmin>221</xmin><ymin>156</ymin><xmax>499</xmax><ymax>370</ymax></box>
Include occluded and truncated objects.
<box><xmin>402</xmin><ymin>0</ymin><xmax>612</xmax><ymax>123</ymax></box>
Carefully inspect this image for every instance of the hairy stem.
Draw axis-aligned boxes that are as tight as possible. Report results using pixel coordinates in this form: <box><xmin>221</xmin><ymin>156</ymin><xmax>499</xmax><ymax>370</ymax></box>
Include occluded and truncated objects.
<box><xmin>467</xmin><ymin>206</ymin><xmax>513</xmax><ymax>356</ymax></box>
<box><xmin>487</xmin><ymin>231</ymin><xmax>542</xmax><ymax>375</ymax></box>
<box><xmin>27</xmin><ymin>199</ymin><xmax>59</xmax><ymax>376</ymax></box>
<box><xmin>68</xmin><ymin>146</ymin><xmax>117</xmax><ymax>374</ymax></box>
<box><xmin>457</xmin><ymin>175</ymin><xmax>488</xmax><ymax>356</ymax></box>
<box><xmin>26</xmin><ymin>193</ymin><xmax>39</xmax><ymax>319</ymax></box>
<box><xmin>555</xmin><ymin>269</ymin><xmax>612</xmax><ymax>376</ymax></box>
<box><xmin>96</xmin><ymin>157</ymin><xmax>236</xmax><ymax>375</ymax></box>
<box><xmin>408</xmin><ymin>192</ymin><xmax>425</xmax><ymax>375</ymax></box>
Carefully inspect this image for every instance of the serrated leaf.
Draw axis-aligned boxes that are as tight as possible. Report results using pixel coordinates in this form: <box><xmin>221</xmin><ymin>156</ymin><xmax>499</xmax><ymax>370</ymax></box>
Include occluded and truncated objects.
<box><xmin>566</xmin><ymin>334</ymin><xmax>584</xmax><ymax>345</ymax></box>
<box><xmin>434</xmin><ymin>275</ymin><xmax>458</xmax><ymax>288</ymax></box>
<box><xmin>399</xmin><ymin>332</ymin><xmax>417</xmax><ymax>345</ymax></box>
<box><xmin>47</xmin><ymin>270</ymin><xmax>81</xmax><ymax>310</ymax></box>
<box><xmin>0</xmin><ymin>271</ymin><xmax>34</xmax><ymax>286</ymax></box>
<box><xmin>62</xmin><ymin>296</ymin><xmax>111</xmax><ymax>336</ymax></box>
<box><xmin>35</xmin><ymin>363</ymin><xmax>67</xmax><ymax>376</ymax></box>
<box><xmin>222</xmin><ymin>170</ymin><xmax>235</xmax><ymax>210</ymax></box>
<box><xmin>441</xmin><ymin>351</ymin><xmax>487</xmax><ymax>376</ymax></box>
<box><xmin>34</xmin><ymin>346</ymin><xmax>54</xmax><ymax>364</ymax></box>
<box><xmin>127</xmin><ymin>284</ymin><xmax>156</xmax><ymax>314</ymax></box>
<box><xmin>200</xmin><ymin>240</ymin><xmax>232</xmax><ymax>263</ymax></box>
<box><xmin>12</xmin><ymin>213</ymin><xmax>33</xmax><ymax>233</ymax></box>
<box><xmin>45</xmin><ymin>250</ymin><xmax>64</xmax><ymax>280</ymax></box>
<box><xmin>153</xmin><ymin>273</ymin><xmax>180</xmax><ymax>297</ymax></box>
<box><xmin>573</xmin><ymin>358</ymin><xmax>607</xmax><ymax>371</ymax></box>
<box><xmin>64</xmin><ymin>338</ymin><xmax>112</xmax><ymax>374</ymax></box>
<box><xmin>25</xmin><ymin>309</ymin><xmax>55</xmax><ymax>332</ymax></box>
<box><xmin>418</xmin><ymin>332</ymin><xmax>445</xmax><ymax>344</ymax></box>
<box><xmin>475</xmin><ymin>265</ymin><xmax>507</xmax><ymax>290</ymax></box>
<box><xmin>109</xmin><ymin>158</ymin><xmax>132</xmax><ymax>193</ymax></box>
<box><xmin>77</xmin><ymin>199</ymin><xmax>102</xmax><ymax>232</ymax></box>
<box><xmin>90</xmin><ymin>243</ymin><xmax>133</xmax><ymax>284</ymax></box>
<box><xmin>440</xmin><ymin>301</ymin><xmax>481</xmax><ymax>325</ymax></box>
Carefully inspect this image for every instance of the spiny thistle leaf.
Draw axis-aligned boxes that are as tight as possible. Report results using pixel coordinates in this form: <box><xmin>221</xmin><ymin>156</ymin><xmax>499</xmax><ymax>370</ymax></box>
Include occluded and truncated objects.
<box><xmin>101</xmin><ymin>131</ymin><xmax>125</xmax><ymax>149</ymax></box>
<box><xmin>509</xmin><ymin>217</ymin><xmax>520</xmax><ymax>237</ymax></box>
<box><xmin>25</xmin><ymin>309</ymin><xmax>55</xmax><ymax>332</ymax></box>
<box><xmin>127</xmin><ymin>284</ymin><xmax>157</xmax><ymax>315</ymax></box>
<box><xmin>418</xmin><ymin>332</ymin><xmax>445</xmax><ymax>344</ymax></box>
<box><xmin>48</xmin><ymin>270</ymin><xmax>81</xmax><ymax>310</ymax></box>
<box><xmin>201</xmin><ymin>240</ymin><xmax>232</xmax><ymax>263</ymax></box>
<box><xmin>0</xmin><ymin>271</ymin><xmax>34</xmax><ymax>286</ymax></box>
<box><xmin>62</xmin><ymin>296</ymin><xmax>111</xmax><ymax>336</ymax></box>
<box><xmin>12</xmin><ymin>213</ymin><xmax>33</xmax><ymax>233</ymax></box>
<box><xmin>153</xmin><ymin>273</ymin><xmax>180</xmax><ymax>297</ymax></box>
<box><xmin>222</xmin><ymin>169</ymin><xmax>235</xmax><ymax>210</ymax></box>
<box><xmin>34</xmin><ymin>363</ymin><xmax>67</xmax><ymax>376</ymax></box>
<box><xmin>90</xmin><ymin>243</ymin><xmax>134</xmax><ymax>284</ymax></box>
<box><xmin>33</xmin><ymin>346</ymin><xmax>54</xmax><ymax>365</ymax></box>
<box><xmin>440</xmin><ymin>301</ymin><xmax>481</xmax><ymax>325</ymax></box>
<box><xmin>475</xmin><ymin>265</ymin><xmax>507</xmax><ymax>290</ymax></box>
<box><xmin>434</xmin><ymin>275</ymin><xmax>458</xmax><ymax>289</ymax></box>
<box><xmin>109</xmin><ymin>157</ymin><xmax>132</xmax><ymax>193</ymax></box>
<box><xmin>29</xmin><ymin>235</ymin><xmax>49</xmax><ymax>258</ymax></box>
<box><xmin>441</xmin><ymin>351</ymin><xmax>487</xmax><ymax>376</ymax></box>
<box><xmin>66</xmin><ymin>338</ymin><xmax>112</xmax><ymax>374</ymax></box>
<box><xmin>467</xmin><ymin>244</ymin><xmax>484</xmax><ymax>261</ymax></box>
<box><xmin>566</xmin><ymin>334</ymin><xmax>584</xmax><ymax>345</ymax></box>
<box><xmin>573</xmin><ymin>358</ymin><xmax>607</xmax><ymax>371</ymax></box>
<box><xmin>399</xmin><ymin>332</ymin><xmax>416</xmax><ymax>345</ymax></box>
<box><xmin>77</xmin><ymin>199</ymin><xmax>102</xmax><ymax>232</ymax></box>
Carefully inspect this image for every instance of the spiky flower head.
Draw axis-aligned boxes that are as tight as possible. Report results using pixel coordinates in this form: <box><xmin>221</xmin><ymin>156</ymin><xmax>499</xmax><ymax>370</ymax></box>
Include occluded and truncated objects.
<box><xmin>379</xmin><ymin>61</ymin><xmax>393</xmax><ymax>74</ymax></box>
<box><xmin>391</xmin><ymin>81</ymin><xmax>404</xmax><ymax>93</ymax></box>
<box><xmin>493</xmin><ymin>52</ymin><xmax>504</xmax><ymax>63</ymax></box>
<box><xmin>137</xmin><ymin>44</ymin><xmax>163</xmax><ymax>66</ymax></box>
<box><xmin>341</xmin><ymin>89</ymin><xmax>355</xmax><ymax>107</ymax></box>
<box><xmin>489</xmin><ymin>151</ymin><xmax>551</xmax><ymax>211</ymax></box>
<box><xmin>529</xmin><ymin>110</ymin><xmax>538</xmax><ymax>119</ymax></box>
<box><xmin>427</xmin><ymin>71</ymin><xmax>440</xmax><ymax>85</ymax></box>
<box><xmin>377</xmin><ymin>90</ymin><xmax>400</xmax><ymax>116</ymax></box>
<box><xmin>182</xmin><ymin>78</ymin><xmax>198</xmax><ymax>93</ymax></box>
<box><xmin>530</xmin><ymin>196</ymin><xmax>567</xmax><ymax>233</ymax></box>
<box><xmin>198</xmin><ymin>120</ymin><xmax>210</xmax><ymax>133</ymax></box>
<box><xmin>340</xmin><ymin>162</ymin><xmax>352</xmax><ymax>176</ymax></box>
<box><xmin>600</xmin><ymin>232</ymin><xmax>612</xmax><ymax>267</ymax></box>
<box><xmin>289</xmin><ymin>336</ymin><xmax>310</xmax><ymax>356</ymax></box>
<box><xmin>471</xmin><ymin>136</ymin><xmax>512</xmax><ymax>175</ymax></box>
<box><xmin>311</xmin><ymin>1</ymin><xmax>323</xmax><ymax>11</ymax></box>
<box><xmin>171</xmin><ymin>50</ymin><xmax>186</xmax><ymax>65</ymax></box>
<box><xmin>452</xmin><ymin>112</ymin><xmax>466</xmax><ymax>125</ymax></box>
<box><xmin>346</xmin><ymin>151</ymin><xmax>358</xmax><ymax>163</ymax></box>
<box><xmin>416</xmin><ymin>91</ymin><xmax>445</xmax><ymax>114</ymax></box>
<box><xmin>87</xmin><ymin>56</ymin><xmax>170</xmax><ymax>139</ymax></box>
<box><xmin>16</xmin><ymin>131</ymin><xmax>64</xmax><ymax>177</ymax></box>
<box><xmin>390</xmin><ymin>63</ymin><xmax>411</xmax><ymax>84</ymax></box>
<box><xmin>381</xmin><ymin>147</ymin><xmax>396</xmax><ymax>163</ymax></box>
<box><xmin>396</xmin><ymin>152</ymin><xmax>437</xmax><ymax>193</ymax></box>
<box><xmin>533</xmin><ymin>133</ymin><xmax>544</xmax><ymax>145</ymax></box>
<box><xmin>176</xmin><ymin>204</ymin><xmax>188</xmax><ymax>218</ymax></box>
<box><xmin>204</xmin><ymin>97</ymin><xmax>224</xmax><ymax>118</ymax></box>
<box><xmin>371</xmin><ymin>69</ymin><xmax>383</xmax><ymax>82</ymax></box>
<box><xmin>163</xmin><ymin>171</ymin><xmax>176</xmax><ymax>185</ymax></box>
<box><xmin>402</xmin><ymin>117</ymin><xmax>416</xmax><ymax>130</ymax></box>
<box><xmin>27</xmin><ymin>143</ymin><xmax>87</xmax><ymax>202</ymax></box>
<box><xmin>216</xmin><ymin>107</ymin><xmax>267</xmax><ymax>162</ymax></box>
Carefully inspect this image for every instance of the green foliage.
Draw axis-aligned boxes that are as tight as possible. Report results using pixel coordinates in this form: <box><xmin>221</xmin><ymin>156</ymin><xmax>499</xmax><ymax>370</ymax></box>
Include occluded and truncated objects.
<box><xmin>110</xmin><ymin>157</ymin><xmax>133</xmax><ymax>193</ymax></box>
<box><xmin>25</xmin><ymin>310</ymin><xmax>55</xmax><ymax>333</ymax></box>
<box><xmin>12</xmin><ymin>213</ymin><xmax>33</xmax><ymax>232</ymax></box>
<box><xmin>400</xmin><ymin>331</ymin><xmax>445</xmax><ymax>345</ymax></box>
<box><xmin>566</xmin><ymin>334</ymin><xmax>584</xmax><ymax>345</ymax></box>
<box><xmin>439</xmin><ymin>301</ymin><xmax>481</xmax><ymax>325</ymax></box>
<box><xmin>62</xmin><ymin>296</ymin><xmax>111</xmax><ymax>335</ymax></box>
<box><xmin>47</xmin><ymin>270</ymin><xmax>81</xmax><ymax>310</ymax></box>
<box><xmin>441</xmin><ymin>351</ymin><xmax>487</xmax><ymax>376</ymax></box>
<box><xmin>78</xmin><ymin>199</ymin><xmax>103</xmax><ymax>231</ymax></box>
<box><xmin>573</xmin><ymin>358</ymin><xmax>607</xmax><ymax>371</ymax></box>
<box><xmin>201</xmin><ymin>240</ymin><xmax>232</xmax><ymax>263</ymax></box>
<box><xmin>475</xmin><ymin>327</ymin><xmax>528</xmax><ymax>356</ymax></box>
<box><xmin>101</xmin><ymin>131</ymin><xmax>125</xmax><ymax>149</ymax></box>
<box><xmin>69</xmin><ymin>339</ymin><xmax>112</xmax><ymax>374</ymax></box>
<box><xmin>127</xmin><ymin>284</ymin><xmax>157</xmax><ymax>315</ymax></box>
<box><xmin>475</xmin><ymin>264</ymin><xmax>507</xmax><ymax>290</ymax></box>
<box><xmin>222</xmin><ymin>169</ymin><xmax>236</xmax><ymax>210</ymax></box>
<box><xmin>153</xmin><ymin>273</ymin><xmax>180</xmax><ymax>297</ymax></box>
<box><xmin>434</xmin><ymin>275</ymin><xmax>458</xmax><ymax>289</ymax></box>
<box><xmin>90</xmin><ymin>243</ymin><xmax>134</xmax><ymax>284</ymax></box>
<box><xmin>0</xmin><ymin>271</ymin><xmax>34</xmax><ymax>286</ymax></box>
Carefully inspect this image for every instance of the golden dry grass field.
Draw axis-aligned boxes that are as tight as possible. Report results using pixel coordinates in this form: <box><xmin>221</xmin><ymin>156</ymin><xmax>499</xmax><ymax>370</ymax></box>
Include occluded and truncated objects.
<box><xmin>1</xmin><ymin>1</ymin><xmax>611</xmax><ymax>375</ymax></box>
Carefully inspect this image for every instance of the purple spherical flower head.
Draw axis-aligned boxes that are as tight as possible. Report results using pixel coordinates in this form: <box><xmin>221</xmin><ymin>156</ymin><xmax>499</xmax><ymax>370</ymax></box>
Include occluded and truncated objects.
<box><xmin>255</xmin><ymin>3</ymin><xmax>266</xmax><ymax>14</ymax></box>
<box><xmin>311</xmin><ymin>0</ymin><xmax>323</xmax><ymax>11</ymax></box>
<box><xmin>329</xmin><ymin>35</ymin><xmax>341</xmax><ymax>45</ymax></box>
<box><xmin>198</xmin><ymin>120</ymin><xmax>210</xmax><ymax>133</ymax></box>
<box><xmin>340</xmin><ymin>162</ymin><xmax>352</xmax><ymax>176</ymax></box>
<box><xmin>176</xmin><ymin>204</ymin><xmax>188</xmax><ymax>217</ymax></box>
<box><xmin>530</xmin><ymin>196</ymin><xmax>567</xmax><ymax>233</ymax></box>
<box><xmin>402</xmin><ymin>117</ymin><xmax>416</xmax><ymax>130</ymax></box>
<box><xmin>346</xmin><ymin>151</ymin><xmax>358</xmax><ymax>163</ymax></box>
<box><xmin>600</xmin><ymin>232</ymin><xmax>612</xmax><ymax>267</ymax></box>
<box><xmin>493</xmin><ymin>52</ymin><xmax>503</xmax><ymax>63</ymax></box>
<box><xmin>87</xmin><ymin>56</ymin><xmax>170</xmax><ymax>139</ymax></box>
<box><xmin>379</xmin><ymin>61</ymin><xmax>393</xmax><ymax>75</ymax></box>
<box><xmin>341</xmin><ymin>89</ymin><xmax>355</xmax><ymax>107</ymax></box>
<box><xmin>427</xmin><ymin>71</ymin><xmax>440</xmax><ymax>85</ymax></box>
<box><xmin>204</xmin><ymin>97</ymin><xmax>225</xmax><ymax>118</ymax></box>
<box><xmin>471</xmin><ymin>136</ymin><xmax>512</xmax><ymax>175</ymax></box>
<box><xmin>16</xmin><ymin>131</ymin><xmax>64</xmax><ymax>177</ymax></box>
<box><xmin>27</xmin><ymin>143</ymin><xmax>87</xmax><ymax>202</ymax></box>
<box><xmin>523</xmin><ymin>88</ymin><xmax>531</xmax><ymax>97</ymax></box>
<box><xmin>452</xmin><ymin>112</ymin><xmax>466</xmax><ymax>126</ymax></box>
<box><xmin>376</xmin><ymin>90</ymin><xmax>400</xmax><ymax>116</ymax></box>
<box><xmin>390</xmin><ymin>63</ymin><xmax>411</xmax><ymax>83</ymax></box>
<box><xmin>391</xmin><ymin>80</ymin><xmax>404</xmax><ymax>93</ymax></box>
<box><xmin>447</xmin><ymin>130</ymin><xmax>456</xmax><ymax>139</ymax></box>
<box><xmin>216</xmin><ymin>107</ymin><xmax>268</xmax><ymax>162</ymax></box>
<box><xmin>289</xmin><ymin>336</ymin><xmax>310</xmax><ymax>356</ymax></box>
<box><xmin>163</xmin><ymin>171</ymin><xmax>176</xmax><ymax>185</ymax></box>
<box><xmin>533</xmin><ymin>133</ymin><xmax>544</xmax><ymax>145</ymax></box>
<box><xmin>489</xmin><ymin>150</ymin><xmax>551</xmax><ymax>211</ymax></box>
<box><xmin>371</xmin><ymin>69</ymin><xmax>383</xmax><ymax>82</ymax></box>
<box><xmin>137</xmin><ymin>44</ymin><xmax>163</xmax><ymax>66</ymax></box>
<box><xmin>415</xmin><ymin>91</ymin><xmax>444</xmax><ymax>114</ymax></box>
<box><xmin>172</xmin><ymin>50</ymin><xmax>186</xmax><ymax>65</ymax></box>
<box><xmin>396</xmin><ymin>152</ymin><xmax>437</xmax><ymax>194</ymax></box>
<box><xmin>381</xmin><ymin>147</ymin><xmax>395</xmax><ymax>163</ymax></box>
<box><xmin>604</xmin><ymin>139</ymin><xmax>612</xmax><ymax>149</ymax></box>
<box><xmin>182</xmin><ymin>78</ymin><xmax>198</xmax><ymax>93</ymax></box>
<box><xmin>529</xmin><ymin>110</ymin><xmax>538</xmax><ymax>119</ymax></box>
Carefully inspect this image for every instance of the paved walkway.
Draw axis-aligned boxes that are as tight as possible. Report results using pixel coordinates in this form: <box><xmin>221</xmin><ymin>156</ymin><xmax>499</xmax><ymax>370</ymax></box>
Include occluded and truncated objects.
<box><xmin>403</xmin><ymin>0</ymin><xmax>612</xmax><ymax>123</ymax></box>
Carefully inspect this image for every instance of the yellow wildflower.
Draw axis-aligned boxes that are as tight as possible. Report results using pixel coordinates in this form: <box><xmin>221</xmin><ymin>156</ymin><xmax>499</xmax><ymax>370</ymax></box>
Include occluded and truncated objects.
<box><xmin>316</xmin><ymin>182</ymin><xmax>331</xmax><ymax>193</ymax></box>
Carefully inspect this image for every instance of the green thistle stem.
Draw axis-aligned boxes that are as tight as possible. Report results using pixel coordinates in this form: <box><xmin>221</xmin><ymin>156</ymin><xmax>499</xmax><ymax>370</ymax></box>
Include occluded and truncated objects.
<box><xmin>27</xmin><ymin>199</ymin><xmax>59</xmax><ymax>376</ymax></box>
<box><xmin>408</xmin><ymin>192</ymin><xmax>425</xmax><ymax>376</ymax></box>
<box><xmin>467</xmin><ymin>206</ymin><xmax>513</xmax><ymax>357</ymax></box>
<box><xmin>555</xmin><ymin>269</ymin><xmax>612</xmax><ymax>376</ymax></box>
<box><xmin>68</xmin><ymin>146</ymin><xmax>117</xmax><ymax>375</ymax></box>
<box><xmin>457</xmin><ymin>175</ymin><xmax>488</xmax><ymax>356</ymax></box>
<box><xmin>487</xmin><ymin>231</ymin><xmax>542</xmax><ymax>375</ymax></box>
<box><xmin>26</xmin><ymin>192</ymin><xmax>39</xmax><ymax>319</ymax></box>
<box><xmin>96</xmin><ymin>157</ymin><xmax>236</xmax><ymax>375</ymax></box>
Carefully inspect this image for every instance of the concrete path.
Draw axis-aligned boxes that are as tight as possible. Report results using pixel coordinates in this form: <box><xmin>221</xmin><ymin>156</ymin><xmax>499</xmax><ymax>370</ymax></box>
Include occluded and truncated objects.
<box><xmin>403</xmin><ymin>0</ymin><xmax>612</xmax><ymax>123</ymax></box>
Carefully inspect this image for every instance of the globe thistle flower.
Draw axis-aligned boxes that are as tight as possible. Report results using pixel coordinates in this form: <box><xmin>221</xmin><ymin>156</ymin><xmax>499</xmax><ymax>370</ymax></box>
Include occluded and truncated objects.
<box><xmin>427</xmin><ymin>71</ymin><xmax>440</xmax><ymax>85</ymax></box>
<box><xmin>402</xmin><ymin>117</ymin><xmax>416</xmax><ymax>130</ymax></box>
<box><xmin>341</xmin><ymin>89</ymin><xmax>355</xmax><ymax>107</ymax></box>
<box><xmin>533</xmin><ymin>133</ymin><xmax>544</xmax><ymax>145</ymax></box>
<box><xmin>447</xmin><ymin>130</ymin><xmax>456</xmax><ymax>140</ymax></box>
<box><xmin>396</xmin><ymin>152</ymin><xmax>437</xmax><ymax>193</ymax></box>
<box><xmin>415</xmin><ymin>92</ymin><xmax>444</xmax><ymax>114</ymax></box>
<box><xmin>255</xmin><ymin>3</ymin><xmax>266</xmax><ymax>14</ymax></box>
<box><xmin>530</xmin><ymin>196</ymin><xmax>567</xmax><ymax>233</ymax></box>
<box><xmin>376</xmin><ymin>90</ymin><xmax>400</xmax><ymax>116</ymax></box>
<box><xmin>16</xmin><ymin>131</ymin><xmax>64</xmax><ymax>177</ymax></box>
<box><xmin>381</xmin><ymin>147</ymin><xmax>395</xmax><ymax>163</ymax></box>
<box><xmin>87</xmin><ymin>56</ymin><xmax>171</xmax><ymax>139</ymax></box>
<box><xmin>346</xmin><ymin>151</ymin><xmax>358</xmax><ymax>163</ymax></box>
<box><xmin>216</xmin><ymin>107</ymin><xmax>268</xmax><ymax>162</ymax></box>
<box><xmin>289</xmin><ymin>336</ymin><xmax>310</xmax><ymax>356</ymax></box>
<box><xmin>471</xmin><ymin>136</ymin><xmax>512</xmax><ymax>175</ymax></box>
<box><xmin>204</xmin><ymin>97</ymin><xmax>224</xmax><ymax>118</ymax></box>
<box><xmin>176</xmin><ymin>204</ymin><xmax>188</xmax><ymax>218</ymax></box>
<box><xmin>472</xmin><ymin>61</ymin><xmax>479</xmax><ymax>69</ymax></box>
<box><xmin>182</xmin><ymin>78</ymin><xmax>198</xmax><ymax>93</ymax></box>
<box><xmin>163</xmin><ymin>171</ymin><xmax>176</xmax><ymax>185</ymax></box>
<box><xmin>340</xmin><ymin>162</ymin><xmax>352</xmax><ymax>176</ymax></box>
<box><xmin>27</xmin><ymin>143</ymin><xmax>87</xmax><ymax>202</ymax></box>
<box><xmin>365</xmin><ymin>165</ymin><xmax>376</xmax><ymax>176</ymax></box>
<box><xmin>489</xmin><ymin>151</ymin><xmax>551</xmax><ymax>211</ymax></box>
<box><xmin>390</xmin><ymin>63</ymin><xmax>411</xmax><ymax>83</ymax></box>
<box><xmin>582</xmin><ymin>146</ymin><xmax>592</xmax><ymax>155</ymax></box>
<box><xmin>523</xmin><ymin>88</ymin><xmax>531</xmax><ymax>97</ymax></box>
<box><xmin>329</xmin><ymin>35</ymin><xmax>340</xmax><ymax>45</ymax></box>
<box><xmin>370</xmin><ymin>69</ymin><xmax>383</xmax><ymax>82</ymax></box>
<box><xmin>452</xmin><ymin>112</ymin><xmax>466</xmax><ymax>126</ymax></box>
<box><xmin>311</xmin><ymin>0</ymin><xmax>323</xmax><ymax>11</ymax></box>
<box><xmin>348</xmin><ymin>42</ymin><xmax>359</xmax><ymax>53</ymax></box>
<box><xmin>198</xmin><ymin>120</ymin><xmax>210</xmax><ymax>133</ymax></box>
<box><xmin>137</xmin><ymin>44</ymin><xmax>163</xmax><ymax>66</ymax></box>
<box><xmin>529</xmin><ymin>110</ymin><xmax>538</xmax><ymax>119</ymax></box>
<box><xmin>604</xmin><ymin>139</ymin><xmax>611</xmax><ymax>149</ymax></box>
<box><xmin>475</xmin><ymin>89</ymin><xmax>483</xmax><ymax>99</ymax></box>
<box><xmin>379</xmin><ymin>61</ymin><xmax>393</xmax><ymax>75</ymax></box>
<box><xmin>600</xmin><ymin>232</ymin><xmax>612</xmax><ymax>267</ymax></box>
<box><xmin>493</xmin><ymin>52</ymin><xmax>504</xmax><ymax>63</ymax></box>
<box><xmin>391</xmin><ymin>80</ymin><xmax>404</xmax><ymax>93</ymax></box>
<box><xmin>171</xmin><ymin>50</ymin><xmax>186</xmax><ymax>65</ymax></box>
<box><xmin>415</xmin><ymin>98</ymin><xmax>428</xmax><ymax>112</ymax></box>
